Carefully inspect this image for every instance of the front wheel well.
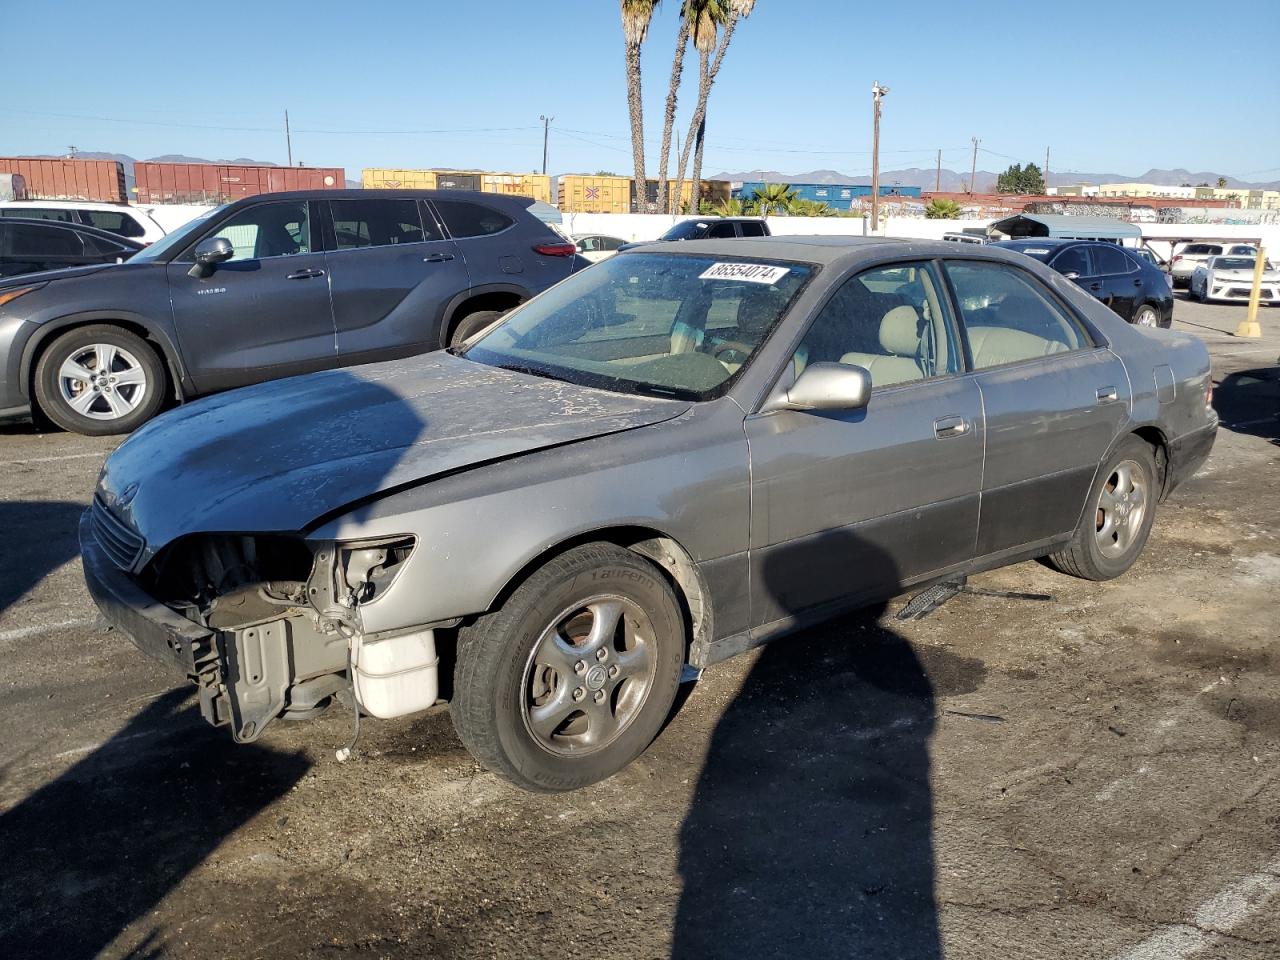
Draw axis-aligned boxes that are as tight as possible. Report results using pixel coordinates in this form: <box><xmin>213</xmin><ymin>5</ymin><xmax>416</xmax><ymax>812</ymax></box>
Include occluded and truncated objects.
<box><xmin>27</xmin><ymin>319</ymin><xmax>178</xmax><ymax>408</ymax></box>
<box><xmin>482</xmin><ymin>527</ymin><xmax>710</xmax><ymax>664</ymax></box>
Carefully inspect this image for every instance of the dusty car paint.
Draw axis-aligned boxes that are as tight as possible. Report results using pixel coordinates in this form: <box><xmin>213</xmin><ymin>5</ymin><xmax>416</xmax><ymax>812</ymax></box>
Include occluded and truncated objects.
<box><xmin>83</xmin><ymin>237</ymin><xmax>1218</xmax><ymax>745</ymax></box>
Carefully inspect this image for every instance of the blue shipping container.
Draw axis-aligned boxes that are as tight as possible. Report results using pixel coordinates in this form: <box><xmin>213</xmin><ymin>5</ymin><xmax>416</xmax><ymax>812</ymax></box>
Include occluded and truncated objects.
<box><xmin>732</xmin><ymin>181</ymin><xmax>921</xmax><ymax>206</ymax></box>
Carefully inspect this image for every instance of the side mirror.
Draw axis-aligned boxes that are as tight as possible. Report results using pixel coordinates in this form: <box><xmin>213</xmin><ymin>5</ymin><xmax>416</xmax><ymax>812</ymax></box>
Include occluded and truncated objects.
<box><xmin>762</xmin><ymin>362</ymin><xmax>872</xmax><ymax>414</ymax></box>
<box><xmin>187</xmin><ymin>236</ymin><xmax>234</xmax><ymax>278</ymax></box>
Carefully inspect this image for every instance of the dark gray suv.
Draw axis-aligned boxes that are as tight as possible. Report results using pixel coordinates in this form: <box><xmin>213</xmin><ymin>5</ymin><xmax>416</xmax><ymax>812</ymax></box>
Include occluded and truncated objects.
<box><xmin>0</xmin><ymin>189</ymin><xmax>582</xmax><ymax>435</ymax></box>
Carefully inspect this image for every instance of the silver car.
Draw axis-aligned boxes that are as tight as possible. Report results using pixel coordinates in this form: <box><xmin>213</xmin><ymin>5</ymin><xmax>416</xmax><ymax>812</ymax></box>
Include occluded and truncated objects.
<box><xmin>82</xmin><ymin>237</ymin><xmax>1218</xmax><ymax>791</ymax></box>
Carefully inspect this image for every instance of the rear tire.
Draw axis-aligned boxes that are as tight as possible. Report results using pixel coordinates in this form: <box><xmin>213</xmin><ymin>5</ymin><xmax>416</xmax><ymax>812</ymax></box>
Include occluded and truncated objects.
<box><xmin>451</xmin><ymin>543</ymin><xmax>685</xmax><ymax>792</ymax></box>
<box><xmin>33</xmin><ymin>325</ymin><xmax>166</xmax><ymax>436</ymax></box>
<box><xmin>1046</xmin><ymin>436</ymin><xmax>1158</xmax><ymax>581</ymax></box>
<box><xmin>449</xmin><ymin>309</ymin><xmax>506</xmax><ymax>347</ymax></box>
<box><xmin>1131</xmin><ymin>304</ymin><xmax>1159</xmax><ymax>328</ymax></box>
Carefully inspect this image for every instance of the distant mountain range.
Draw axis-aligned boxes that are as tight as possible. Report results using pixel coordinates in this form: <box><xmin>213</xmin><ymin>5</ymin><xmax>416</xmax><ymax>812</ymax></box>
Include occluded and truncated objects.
<box><xmin>711</xmin><ymin>166</ymin><xmax>1280</xmax><ymax>193</ymax></box>
<box><xmin>32</xmin><ymin>152</ymin><xmax>363</xmax><ymax>190</ymax></box>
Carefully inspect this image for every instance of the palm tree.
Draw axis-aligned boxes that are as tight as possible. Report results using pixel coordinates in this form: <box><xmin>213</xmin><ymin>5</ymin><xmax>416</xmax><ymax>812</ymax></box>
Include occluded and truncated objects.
<box><xmin>656</xmin><ymin>6</ymin><xmax>692</xmax><ymax>214</ymax></box>
<box><xmin>787</xmin><ymin>198</ymin><xmax>835</xmax><ymax>217</ymax></box>
<box><xmin>752</xmin><ymin>183</ymin><xmax>796</xmax><ymax>217</ymax></box>
<box><xmin>673</xmin><ymin>0</ymin><xmax>755</xmax><ymax>209</ymax></box>
<box><xmin>924</xmin><ymin>198</ymin><xmax>963</xmax><ymax>219</ymax></box>
<box><xmin>621</xmin><ymin>0</ymin><xmax>659</xmax><ymax>211</ymax></box>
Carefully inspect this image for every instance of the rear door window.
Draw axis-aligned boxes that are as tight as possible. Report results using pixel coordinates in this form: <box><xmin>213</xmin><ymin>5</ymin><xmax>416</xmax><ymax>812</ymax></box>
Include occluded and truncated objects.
<box><xmin>739</xmin><ymin>221</ymin><xmax>767</xmax><ymax>237</ymax></box>
<box><xmin>945</xmin><ymin>261</ymin><xmax>1093</xmax><ymax>369</ymax></box>
<box><xmin>329</xmin><ymin>198</ymin><xmax>433</xmax><ymax>249</ymax></box>
<box><xmin>83</xmin><ymin>210</ymin><xmax>145</xmax><ymax>238</ymax></box>
<box><xmin>433</xmin><ymin>200</ymin><xmax>514</xmax><ymax>238</ymax></box>
<box><xmin>2</xmin><ymin>207</ymin><xmax>77</xmax><ymax>223</ymax></box>
<box><xmin>8</xmin><ymin>222</ymin><xmax>83</xmax><ymax>256</ymax></box>
<box><xmin>1093</xmin><ymin>244</ymin><xmax>1133</xmax><ymax>276</ymax></box>
<box><xmin>1050</xmin><ymin>246</ymin><xmax>1091</xmax><ymax>277</ymax></box>
<box><xmin>706</xmin><ymin>222</ymin><xmax>737</xmax><ymax>238</ymax></box>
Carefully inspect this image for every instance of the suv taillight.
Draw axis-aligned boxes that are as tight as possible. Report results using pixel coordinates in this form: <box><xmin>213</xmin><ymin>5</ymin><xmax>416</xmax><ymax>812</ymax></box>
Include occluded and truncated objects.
<box><xmin>532</xmin><ymin>242</ymin><xmax>577</xmax><ymax>257</ymax></box>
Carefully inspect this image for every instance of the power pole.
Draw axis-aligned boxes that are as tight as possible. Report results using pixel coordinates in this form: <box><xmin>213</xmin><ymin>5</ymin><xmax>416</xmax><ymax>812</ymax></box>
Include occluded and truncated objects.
<box><xmin>284</xmin><ymin>110</ymin><xmax>293</xmax><ymax>167</ymax></box>
<box><xmin>672</xmin><ymin>129</ymin><xmax>681</xmax><ymax>214</ymax></box>
<box><xmin>1044</xmin><ymin>145</ymin><xmax>1050</xmax><ymax>190</ymax></box>
<box><xmin>539</xmin><ymin>115</ymin><xmax>554</xmax><ymax>176</ymax></box>
<box><xmin>969</xmin><ymin>137</ymin><xmax>980</xmax><ymax>194</ymax></box>
<box><xmin>870</xmin><ymin>82</ymin><xmax>889</xmax><ymax>232</ymax></box>
<box><xmin>935</xmin><ymin>149</ymin><xmax>942</xmax><ymax>192</ymax></box>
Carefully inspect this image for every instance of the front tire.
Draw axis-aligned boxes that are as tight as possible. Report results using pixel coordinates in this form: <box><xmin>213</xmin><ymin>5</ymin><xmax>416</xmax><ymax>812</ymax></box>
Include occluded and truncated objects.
<box><xmin>1046</xmin><ymin>436</ymin><xmax>1158</xmax><ymax>581</ymax></box>
<box><xmin>33</xmin><ymin>325</ymin><xmax>166</xmax><ymax>436</ymax></box>
<box><xmin>451</xmin><ymin>543</ymin><xmax>685</xmax><ymax>792</ymax></box>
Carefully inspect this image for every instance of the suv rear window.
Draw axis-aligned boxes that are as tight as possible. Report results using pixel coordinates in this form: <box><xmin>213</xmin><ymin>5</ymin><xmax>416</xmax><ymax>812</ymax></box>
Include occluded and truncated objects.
<box><xmin>83</xmin><ymin>210</ymin><xmax>145</xmax><ymax>239</ymax></box>
<box><xmin>329</xmin><ymin>198</ymin><xmax>433</xmax><ymax>249</ymax></box>
<box><xmin>434</xmin><ymin>200</ymin><xmax>513</xmax><ymax>238</ymax></box>
<box><xmin>1183</xmin><ymin>244</ymin><xmax>1222</xmax><ymax>256</ymax></box>
<box><xmin>2</xmin><ymin>207</ymin><xmax>77</xmax><ymax>223</ymax></box>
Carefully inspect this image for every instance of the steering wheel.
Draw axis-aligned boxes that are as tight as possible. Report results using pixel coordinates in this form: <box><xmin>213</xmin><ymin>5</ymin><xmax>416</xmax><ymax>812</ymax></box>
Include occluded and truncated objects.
<box><xmin>713</xmin><ymin>342</ymin><xmax>750</xmax><ymax>365</ymax></box>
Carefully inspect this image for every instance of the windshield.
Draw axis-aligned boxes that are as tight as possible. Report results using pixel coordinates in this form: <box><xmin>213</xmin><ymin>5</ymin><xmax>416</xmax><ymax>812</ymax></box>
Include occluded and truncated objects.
<box><xmin>462</xmin><ymin>252</ymin><xmax>814</xmax><ymax>400</ymax></box>
<box><xmin>1214</xmin><ymin>257</ymin><xmax>1257</xmax><ymax>271</ymax></box>
<box><xmin>127</xmin><ymin>204</ymin><xmax>226</xmax><ymax>262</ymax></box>
<box><xmin>659</xmin><ymin>219</ymin><xmax>710</xmax><ymax>241</ymax></box>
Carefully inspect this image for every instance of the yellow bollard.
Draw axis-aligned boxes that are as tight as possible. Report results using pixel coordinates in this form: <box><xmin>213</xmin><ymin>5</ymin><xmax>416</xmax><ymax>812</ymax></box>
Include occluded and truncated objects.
<box><xmin>1234</xmin><ymin>245</ymin><xmax>1266</xmax><ymax>338</ymax></box>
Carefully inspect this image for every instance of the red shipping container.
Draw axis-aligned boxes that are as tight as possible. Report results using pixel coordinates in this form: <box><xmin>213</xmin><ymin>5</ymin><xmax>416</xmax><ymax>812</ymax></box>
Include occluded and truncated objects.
<box><xmin>0</xmin><ymin>157</ymin><xmax>127</xmax><ymax>202</ymax></box>
<box><xmin>134</xmin><ymin>162</ymin><xmax>345</xmax><ymax>204</ymax></box>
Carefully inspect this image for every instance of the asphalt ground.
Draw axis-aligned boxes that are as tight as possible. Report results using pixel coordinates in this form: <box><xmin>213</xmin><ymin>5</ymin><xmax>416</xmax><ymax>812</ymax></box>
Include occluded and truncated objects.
<box><xmin>1</xmin><ymin>295</ymin><xmax>1277</xmax><ymax>959</ymax></box>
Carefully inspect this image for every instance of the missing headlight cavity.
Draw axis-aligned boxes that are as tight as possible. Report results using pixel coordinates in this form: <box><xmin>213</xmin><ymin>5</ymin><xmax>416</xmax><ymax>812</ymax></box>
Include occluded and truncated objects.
<box><xmin>336</xmin><ymin>536</ymin><xmax>416</xmax><ymax>604</ymax></box>
<box><xmin>145</xmin><ymin>533</ymin><xmax>315</xmax><ymax>617</ymax></box>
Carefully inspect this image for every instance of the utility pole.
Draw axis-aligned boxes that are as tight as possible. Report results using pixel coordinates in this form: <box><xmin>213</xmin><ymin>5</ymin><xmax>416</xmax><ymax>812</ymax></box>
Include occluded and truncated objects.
<box><xmin>1044</xmin><ymin>145</ymin><xmax>1050</xmax><ymax>191</ymax></box>
<box><xmin>284</xmin><ymin>110</ymin><xmax>293</xmax><ymax>167</ymax></box>
<box><xmin>672</xmin><ymin>129</ymin><xmax>681</xmax><ymax>214</ymax></box>
<box><xmin>870</xmin><ymin>81</ymin><xmax>889</xmax><ymax>232</ymax></box>
<box><xmin>539</xmin><ymin>115</ymin><xmax>553</xmax><ymax>176</ymax></box>
<box><xmin>969</xmin><ymin>137</ymin><xmax>980</xmax><ymax>194</ymax></box>
<box><xmin>935</xmin><ymin>148</ymin><xmax>942</xmax><ymax>192</ymax></box>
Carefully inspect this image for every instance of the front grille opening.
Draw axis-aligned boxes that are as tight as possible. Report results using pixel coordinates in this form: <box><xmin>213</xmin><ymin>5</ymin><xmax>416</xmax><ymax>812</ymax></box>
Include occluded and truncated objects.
<box><xmin>91</xmin><ymin>497</ymin><xmax>144</xmax><ymax>570</ymax></box>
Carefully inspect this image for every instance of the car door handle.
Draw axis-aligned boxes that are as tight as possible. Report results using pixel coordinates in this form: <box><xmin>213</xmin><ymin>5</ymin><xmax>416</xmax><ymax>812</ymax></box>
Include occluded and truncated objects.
<box><xmin>1096</xmin><ymin>386</ymin><xmax>1118</xmax><ymax>403</ymax></box>
<box><xmin>286</xmin><ymin>268</ymin><xmax>325</xmax><ymax>280</ymax></box>
<box><xmin>423</xmin><ymin>253</ymin><xmax>456</xmax><ymax>263</ymax></box>
<box><xmin>934</xmin><ymin>416</ymin><xmax>970</xmax><ymax>439</ymax></box>
<box><xmin>1088</xmin><ymin>282</ymin><xmax>1103</xmax><ymax>292</ymax></box>
<box><xmin>1133</xmin><ymin>278</ymin><xmax>1143</xmax><ymax>286</ymax></box>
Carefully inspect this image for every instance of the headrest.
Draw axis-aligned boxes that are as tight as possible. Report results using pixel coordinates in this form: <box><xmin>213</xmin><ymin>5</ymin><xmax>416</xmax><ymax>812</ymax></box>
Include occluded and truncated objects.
<box><xmin>879</xmin><ymin>305</ymin><xmax>921</xmax><ymax>356</ymax></box>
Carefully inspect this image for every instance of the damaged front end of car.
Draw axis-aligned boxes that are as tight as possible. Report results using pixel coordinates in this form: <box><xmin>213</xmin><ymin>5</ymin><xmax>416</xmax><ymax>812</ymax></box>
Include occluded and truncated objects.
<box><xmin>83</xmin><ymin>504</ymin><xmax>439</xmax><ymax>743</ymax></box>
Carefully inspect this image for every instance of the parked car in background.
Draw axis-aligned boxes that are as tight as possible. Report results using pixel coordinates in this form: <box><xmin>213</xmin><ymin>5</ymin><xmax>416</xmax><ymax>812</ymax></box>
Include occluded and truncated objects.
<box><xmin>0</xmin><ymin>218</ymin><xmax>142</xmax><ymax>278</ymax></box>
<box><xmin>994</xmin><ymin>238</ymin><xmax>1174</xmax><ymax>327</ymax></box>
<box><xmin>1190</xmin><ymin>255</ymin><xmax>1279</xmax><ymax>304</ymax></box>
<box><xmin>1169</xmin><ymin>241</ymin><xmax>1258</xmax><ymax>289</ymax></box>
<box><xmin>83</xmin><ymin>237</ymin><xmax>1216</xmax><ymax>792</ymax></box>
<box><xmin>574</xmin><ymin>234</ymin><xmax>627</xmax><ymax>262</ymax></box>
<box><xmin>0</xmin><ymin>189</ymin><xmax>585</xmax><ymax>435</ymax></box>
<box><xmin>1132</xmin><ymin>248</ymin><xmax>1161</xmax><ymax>267</ymax></box>
<box><xmin>655</xmin><ymin>216</ymin><xmax>771</xmax><ymax>241</ymax></box>
<box><xmin>0</xmin><ymin>200</ymin><xmax>167</xmax><ymax>244</ymax></box>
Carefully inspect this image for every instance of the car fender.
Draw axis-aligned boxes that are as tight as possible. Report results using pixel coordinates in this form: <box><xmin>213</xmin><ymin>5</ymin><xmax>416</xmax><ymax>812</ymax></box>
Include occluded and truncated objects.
<box><xmin>19</xmin><ymin>309</ymin><xmax>190</xmax><ymax>401</ymax></box>
<box><xmin>440</xmin><ymin>282</ymin><xmax>532</xmax><ymax>345</ymax></box>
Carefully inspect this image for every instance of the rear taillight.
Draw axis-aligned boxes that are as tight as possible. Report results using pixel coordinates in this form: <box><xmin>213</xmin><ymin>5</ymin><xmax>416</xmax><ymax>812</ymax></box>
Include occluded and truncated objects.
<box><xmin>532</xmin><ymin>242</ymin><xmax>577</xmax><ymax>257</ymax></box>
<box><xmin>1206</xmin><ymin>380</ymin><xmax>1214</xmax><ymax>408</ymax></box>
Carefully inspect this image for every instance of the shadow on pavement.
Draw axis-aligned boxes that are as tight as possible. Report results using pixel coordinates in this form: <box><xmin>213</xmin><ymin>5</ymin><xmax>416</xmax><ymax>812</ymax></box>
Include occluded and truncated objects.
<box><xmin>0</xmin><ymin>690</ymin><xmax>310</xmax><ymax>959</ymax></box>
<box><xmin>0</xmin><ymin>500</ymin><xmax>87</xmax><ymax>619</ymax></box>
<box><xmin>1214</xmin><ymin>365</ymin><xmax>1280</xmax><ymax>442</ymax></box>
<box><xmin>672</xmin><ymin>532</ymin><xmax>941</xmax><ymax>960</ymax></box>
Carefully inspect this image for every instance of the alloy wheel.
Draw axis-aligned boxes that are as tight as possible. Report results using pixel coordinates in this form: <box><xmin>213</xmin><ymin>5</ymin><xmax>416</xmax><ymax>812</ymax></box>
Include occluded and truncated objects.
<box><xmin>1095</xmin><ymin>459</ymin><xmax>1148</xmax><ymax>558</ymax></box>
<box><xmin>521</xmin><ymin>595</ymin><xmax>658</xmax><ymax>756</ymax></box>
<box><xmin>57</xmin><ymin>343</ymin><xmax>149</xmax><ymax>421</ymax></box>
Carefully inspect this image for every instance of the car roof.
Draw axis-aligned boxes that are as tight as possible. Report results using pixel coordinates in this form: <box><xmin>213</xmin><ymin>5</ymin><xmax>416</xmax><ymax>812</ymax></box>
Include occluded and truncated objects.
<box><xmin>216</xmin><ymin>188</ymin><xmax>537</xmax><ymax>208</ymax></box>
<box><xmin>0</xmin><ymin>199</ymin><xmax>137</xmax><ymax>211</ymax></box>
<box><xmin>994</xmin><ymin>238</ymin><xmax>1086</xmax><ymax>249</ymax></box>
<box><xmin>0</xmin><ymin>216</ymin><xmax>145</xmax><ymax>246</ymax></box>
<box><xmin>616</xmin><ymin>234</ymin><xmax>1043</xmax><ymax>269</ymax></box>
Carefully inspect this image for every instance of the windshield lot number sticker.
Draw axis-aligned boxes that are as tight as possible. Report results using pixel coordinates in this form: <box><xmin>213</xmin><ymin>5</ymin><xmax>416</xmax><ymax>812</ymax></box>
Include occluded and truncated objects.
<box><xmin>699</xmin><ymin>262</ymin><xmax>791</xmax><ymax>284</ymax></box>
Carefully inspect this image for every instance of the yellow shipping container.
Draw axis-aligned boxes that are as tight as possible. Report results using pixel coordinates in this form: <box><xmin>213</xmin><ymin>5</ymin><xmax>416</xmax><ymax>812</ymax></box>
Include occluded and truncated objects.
<box><xmin>559</xmin><ymin>175</ymin><xmax>633</xmax><ymax>214</ymax></box>
<box><xmin>361</xmin><ymin>168</ymin><xmax>440</xmax><ymax>190</ymax></box>
<box><xmin>363</xmin><ymin>168</ymin><xmax>551</xmax><ymax>203</ymax></box>
<box><xmin>480</xmin><ymin>172</ymin><xmax>553</xmax><ymax>204</ymax></box>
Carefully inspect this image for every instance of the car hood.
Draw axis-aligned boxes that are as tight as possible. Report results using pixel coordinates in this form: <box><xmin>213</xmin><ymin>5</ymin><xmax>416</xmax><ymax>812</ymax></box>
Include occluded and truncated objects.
<box><xmin>98</xmin><ymin>352</ymin><xmax>690</xmax><ymax>559</ymax></box>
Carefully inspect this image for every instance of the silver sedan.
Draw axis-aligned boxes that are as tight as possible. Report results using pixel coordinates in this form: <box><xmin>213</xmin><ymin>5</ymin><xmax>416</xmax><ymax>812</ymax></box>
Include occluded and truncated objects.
<box><xmin>83</xmin><ymin>237</ymin><xmax>1218</xmax><ymax>791</ymax></box>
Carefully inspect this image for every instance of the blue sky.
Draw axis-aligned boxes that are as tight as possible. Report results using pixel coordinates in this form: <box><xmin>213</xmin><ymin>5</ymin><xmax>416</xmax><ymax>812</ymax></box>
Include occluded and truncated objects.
<box><xmin>4</xmin><ymin>0</ymin><xmax>1278</xmax><ymax>182</ymax></box>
